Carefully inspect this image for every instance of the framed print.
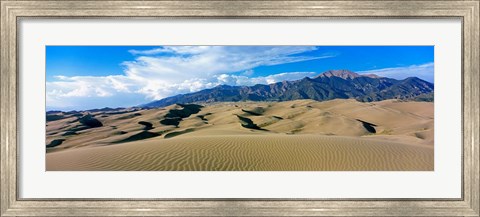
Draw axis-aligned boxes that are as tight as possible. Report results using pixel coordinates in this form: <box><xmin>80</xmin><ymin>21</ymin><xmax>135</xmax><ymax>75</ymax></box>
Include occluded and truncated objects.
<box><xmin>44</xmin><ymin>45</ymin><xmax>435</xmax><ymax>172</ymax></box>
<box><xmin>1</xmin><ymin>0</ymin><xmax>479</xmax><ymax>216</ymax></box>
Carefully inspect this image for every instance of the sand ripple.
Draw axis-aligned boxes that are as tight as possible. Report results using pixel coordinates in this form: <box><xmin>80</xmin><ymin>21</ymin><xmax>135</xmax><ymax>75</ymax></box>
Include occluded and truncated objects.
<box><xmin>46</xmin><ymin>135</ymin><xmax>433</xmax><ymax>171</ymax></box>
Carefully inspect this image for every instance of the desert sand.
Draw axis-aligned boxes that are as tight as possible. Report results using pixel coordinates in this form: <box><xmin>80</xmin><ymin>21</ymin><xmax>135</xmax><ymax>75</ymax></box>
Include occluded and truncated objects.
<box><xmin>46</xmin><ymin>99</ymin><xmax>434</xmax><ymax>171</ymax></box>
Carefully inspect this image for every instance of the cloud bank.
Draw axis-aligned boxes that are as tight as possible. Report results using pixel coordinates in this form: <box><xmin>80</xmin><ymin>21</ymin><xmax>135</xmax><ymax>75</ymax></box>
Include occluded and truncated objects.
<box><xmin>357</xmin><ymin>62</ymin><xmax>434</xmax><ymax>83</ymax></box>
<box><xmin>47</xmin><ymin>46</ymin><xmax>326</xmax><ymax>110</ymax></box>
<box><xmin>47</xmin><ymin>46</ymin><xmax>434</xmax><ymax>111</ymax></box>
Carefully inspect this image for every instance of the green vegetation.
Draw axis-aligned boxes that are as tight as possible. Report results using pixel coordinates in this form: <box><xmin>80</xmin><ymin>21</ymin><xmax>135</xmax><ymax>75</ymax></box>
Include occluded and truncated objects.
<box><xmin>413</xmin><ymin>92</ymin><xmax>434</xmax><ymax>102</ymax></box>
<box><xmin>143</xmin><ymin>72</ymin><xmax>434</xmax><ymax>108</ymax></box>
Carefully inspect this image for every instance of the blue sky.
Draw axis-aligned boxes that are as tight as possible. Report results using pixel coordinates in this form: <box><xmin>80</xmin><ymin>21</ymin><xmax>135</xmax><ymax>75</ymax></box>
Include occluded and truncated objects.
<box><xmin>46</xmin><ymin>46</ymin><xmax>434</xmax><ymax>111</ymax></box>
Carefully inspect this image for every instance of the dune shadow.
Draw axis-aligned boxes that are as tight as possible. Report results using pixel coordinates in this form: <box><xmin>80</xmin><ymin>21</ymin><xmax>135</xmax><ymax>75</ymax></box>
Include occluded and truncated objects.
<box><xmin>62</xmin><ymin>131</ymin><xmax>77</xmax><ymax>136</ymax></box>
<box><xmin>241</xmin><ymin>107</ymin><xmax>265</xmax><ymax>116</ymax></box>
<box><xmin>356</xmin><ymin>119</ymin><xmax>377</xmax><ymax>134</ymax></box>
<box><xmin>114</xmin><ymin>131</ymin><xmax>161</xmax><ymax>143</ymax></box>
<box><xmin>236</xmin><ymin>115</ymin><xmax>268</xmax><ymax>131</ymax></box>
<box><xmin>78</xmin><ymin>114</ymin><xmax>103</xmax><ymax>128</ymax></box>
<box><xmin>197</xmin><ymin>112</ymin><xmax>212</xmax><ymax>122</ymax></box>
<box><xmin>117</xmin><ymin>113</ymin><xmax>142</xmax><ymax>120</ymax></box>
<box><xmin>46</xmin><ymin>114</ymin><xmax>68</xmax><ymax>122</ymax></box>
<box><xmin>164</xmin><ymin>128</ymin><xmax>195</xmax><ymax>139</ymax></box>
<box><xmin>46</xmin><ymin>139</ymin><xmax>65</xmax><ymax>148</ymax></box>
<box><xmin>138</xmin><ymin>121</ymin><xmax>154</xmax><ymax>130</ymax></box>
<box><xmin>160</xmin><ymin>104</ymin><xmax>203</xmax><ymax>127</ymax></box>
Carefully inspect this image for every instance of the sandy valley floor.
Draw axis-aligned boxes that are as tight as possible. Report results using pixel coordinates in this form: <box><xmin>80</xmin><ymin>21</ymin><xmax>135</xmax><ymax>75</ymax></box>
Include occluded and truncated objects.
<box><xmin>46</xmin><ymin>99</ymin><xmax>434</xmax><ymax>171</ymax></box>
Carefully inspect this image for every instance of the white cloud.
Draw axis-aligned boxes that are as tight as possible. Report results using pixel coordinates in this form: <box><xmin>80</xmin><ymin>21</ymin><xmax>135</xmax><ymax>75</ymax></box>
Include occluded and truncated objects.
<box><xmin>47</xmin><ymin>46</ymin><xmax>331</xmax><ymax>110</ymax></box>
<box><xmin>357</xmin><ymin>62</ymin><xmax>434</xmax><ymax>83</ymax></box>
<box><xmin>212</xmin><ymin>71</ymin><xmax>317</xmax><ymax>87</ymax></box>
<box><xmin>129</xmin><ymin>46</ymin><xmax>213</xmax><ymax>55</ymax></box>
<box><xmin>119</xmin><ymin>46</ymin><xmax>332</xmax><ymax>99</ymax></box>
<box><xmin>242</xmin><ymin>69</ymin><xmax>254</xmax><ymax>76</ymax></box>
<box><xmin>263</xmin><ymin>72</ymin><xmax>317</xmax><ymax>84</ymax></box>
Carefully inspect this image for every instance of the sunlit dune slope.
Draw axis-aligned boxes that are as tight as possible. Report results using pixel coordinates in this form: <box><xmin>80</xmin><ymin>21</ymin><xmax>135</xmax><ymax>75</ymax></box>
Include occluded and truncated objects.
<box><xmin>46</xmin><ymin>135</ymin><xmax>433</xmax><ymax>171</ymax></box>
<box><xmin>46</xmin><ymin>99</ymin><xmax>434</xmax><ymax>171</ymax></box>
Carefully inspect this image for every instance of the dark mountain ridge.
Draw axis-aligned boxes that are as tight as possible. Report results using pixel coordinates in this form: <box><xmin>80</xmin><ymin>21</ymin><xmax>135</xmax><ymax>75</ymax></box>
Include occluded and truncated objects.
<box><xmin>141</xmin><ymin>69</ymin><xmax>434</xmax><ymax>108</ymax></box>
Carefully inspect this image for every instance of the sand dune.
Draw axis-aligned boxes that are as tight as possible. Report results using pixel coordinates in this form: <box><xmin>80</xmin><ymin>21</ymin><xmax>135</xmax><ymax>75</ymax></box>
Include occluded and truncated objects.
<box><xmin>46</xmin><ymin>135</ymin><xmax>433</xmax><ymax>171</ymax></box>
<box><xmin>46</xmin><ymin>99</ymin><xmax>434</xmax><ymax>171</ymax></box>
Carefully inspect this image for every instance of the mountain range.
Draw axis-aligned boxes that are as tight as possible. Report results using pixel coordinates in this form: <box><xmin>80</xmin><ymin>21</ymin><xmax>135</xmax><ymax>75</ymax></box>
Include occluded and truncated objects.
<box><xmin>142</xmin><ymin>70</ymin><xmax>434</xmax><ymax>108</ymax></box>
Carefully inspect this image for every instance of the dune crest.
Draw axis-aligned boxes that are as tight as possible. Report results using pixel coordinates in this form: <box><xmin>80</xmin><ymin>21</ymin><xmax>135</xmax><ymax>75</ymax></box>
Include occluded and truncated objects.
<box><xmin>46</xmin><ymin>99</ymin><xmax>434</xmax><ymax>171</ymax></box>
